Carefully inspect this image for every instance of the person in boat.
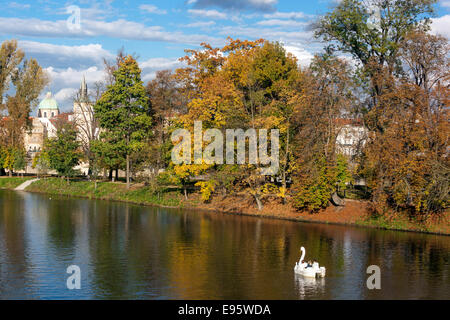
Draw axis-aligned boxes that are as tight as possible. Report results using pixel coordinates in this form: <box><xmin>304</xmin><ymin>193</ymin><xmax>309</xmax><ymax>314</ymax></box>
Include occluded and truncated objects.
<box><xmin>313</xmin><ymin>259</ymin><xmax>319</xmax><ymax>269</ymax></box>
<box><xmin>306</xmin><ymin>260</ymin><xmax>312</xmax><ymax>268</ymax></box>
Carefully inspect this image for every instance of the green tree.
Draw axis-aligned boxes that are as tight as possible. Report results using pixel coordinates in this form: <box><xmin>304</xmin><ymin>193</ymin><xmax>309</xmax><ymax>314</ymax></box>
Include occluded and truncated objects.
<box><xmin>94</xmin><ymin>55</ymin><xmax>151</xmax><ymax>189</ymax></box>
<box><xmin>90</xmin><ymin>132</ymin><xmax>126</xmax><ymax>181</ymax></box>
<box><xmin>32</xmin><ymin>151</ymin><xmax>51</xmax><ymax>177</ymax></box>
<box><xmin>1</xmin><ymin>146</ymin><xmax>27</xmax><ymax>177</ymax></box>
<box><xmin>316</xmin><ymin>0</ymin><xmax>436</xmax><ymax>100</ymax></box>
<box><xmin>45</xmin><ymin>123</ymin><xmax>81</xmax><ymax>183</ymax></box>
<box><xmin>316</xmin><ymin>0</ymin><xmax>436</xmax><ymax>68</ymax></box>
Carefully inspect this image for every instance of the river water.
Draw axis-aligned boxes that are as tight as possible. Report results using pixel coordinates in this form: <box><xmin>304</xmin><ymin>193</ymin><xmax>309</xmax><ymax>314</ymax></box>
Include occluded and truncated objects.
<box><xmin>0</xmin><ymin>189</ymin><xmax>449</xmax><ymax>299</ymax></box>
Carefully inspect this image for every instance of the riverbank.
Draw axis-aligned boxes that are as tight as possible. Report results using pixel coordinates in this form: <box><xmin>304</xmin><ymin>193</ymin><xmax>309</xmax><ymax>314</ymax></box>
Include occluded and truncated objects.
<box><xmin>0</xmin><ymin>177</ymin><xmax>34</xmax><ymax>189</ymax></box>
<box><xmin>2</xmin><ymin>176</ymin><xmax>449</xmax><ymax>235</ymax></box>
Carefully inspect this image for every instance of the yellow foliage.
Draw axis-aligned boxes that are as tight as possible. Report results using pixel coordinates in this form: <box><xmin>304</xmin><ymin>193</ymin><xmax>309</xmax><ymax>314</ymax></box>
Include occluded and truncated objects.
<box><xmin>195</xmin><ymin>180</ymin><xmax>217</xmax><ymax>202</ymax></box>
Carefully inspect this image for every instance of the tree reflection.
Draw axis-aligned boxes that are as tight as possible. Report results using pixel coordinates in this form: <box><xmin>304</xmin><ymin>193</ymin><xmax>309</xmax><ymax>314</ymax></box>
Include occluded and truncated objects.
<box><xmin>0</xmin><ymin>190</ymin><xmax>449</xmax><ymax>299</ymax></box>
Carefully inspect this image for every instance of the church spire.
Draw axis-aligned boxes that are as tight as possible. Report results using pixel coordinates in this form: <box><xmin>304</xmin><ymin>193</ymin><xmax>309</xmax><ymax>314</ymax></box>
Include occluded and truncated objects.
<box><xmin>80</xmin><ymin>75</ymin><xmax>88</xmax><ymax>102</ymax></box>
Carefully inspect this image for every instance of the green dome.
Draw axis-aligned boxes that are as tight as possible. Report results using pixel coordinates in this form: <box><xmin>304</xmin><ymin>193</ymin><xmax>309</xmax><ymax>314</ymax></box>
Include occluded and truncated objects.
<box><xmin>39</xmin><ymin>92</ymin><xmax>59</xmax><ymax>110</ymax></box>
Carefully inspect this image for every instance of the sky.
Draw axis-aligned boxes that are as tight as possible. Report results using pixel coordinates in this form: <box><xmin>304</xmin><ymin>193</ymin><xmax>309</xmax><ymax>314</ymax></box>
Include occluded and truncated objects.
<box><xmin>1</xmin><ymin>0</ymin><xmax>449</xmax><ymax>113</ymax></box>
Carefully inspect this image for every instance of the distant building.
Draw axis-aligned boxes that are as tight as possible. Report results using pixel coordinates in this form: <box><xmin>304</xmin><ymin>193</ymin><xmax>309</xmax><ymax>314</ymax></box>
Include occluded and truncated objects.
<box><xmin>73</xmin><ymin>76</ymin><xmax>98</xmax><ymax>153</ymax></box>
<box><xmin>23</xmin><ymin>91</ymin><xmax>60</xmax><ymax>161</ymax></box>
<box><xmin>336</xmin><ymin>119</ymin><xmax>367</xmax><ymax>159</ymax></box>
<box><xmin>21</xmin><ymin>77</ymin><xmax>95</xmax><ymax>175</ymax></box>
<box><xmin>336</xmin><ymin>118</ymin><xmax>368</xmax><ymax>186</ymax></box>
<box><xmin>24</xmin><ymin>117</ymin><xmax>46</xmax><ymax>154</ymax></box>
<box><xmin>37</xmin><ymin>92</ymin><xmax>60</xmax><ymax>119</ymax></box>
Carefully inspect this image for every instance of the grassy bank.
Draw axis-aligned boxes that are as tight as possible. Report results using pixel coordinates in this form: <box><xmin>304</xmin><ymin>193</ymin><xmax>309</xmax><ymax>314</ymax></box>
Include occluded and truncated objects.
<box><xmin>25</xmin><ymin>177</ymin><xmax>183</xmax><ymax>207</ymax></box>
<box><xmin>3</xmin><ymin>177</ymin><xmax>448</xmax><ymax>235</ymax></box>
<box><xmin>0</xmin><ymin>176</ymin><xmax>34</xmax><ymax>189</ymax></box>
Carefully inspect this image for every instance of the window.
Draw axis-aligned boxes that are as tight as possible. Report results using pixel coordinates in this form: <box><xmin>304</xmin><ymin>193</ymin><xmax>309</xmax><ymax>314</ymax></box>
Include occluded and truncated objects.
<box><xmin>44</xmin><ymin>112</ymin><xmax>47</xmax><ymax>118</ymax></box>
<box><xmin>51</xmin><ymin>112</ymin><xmax>54</xmax><ymax>117</ymax></box>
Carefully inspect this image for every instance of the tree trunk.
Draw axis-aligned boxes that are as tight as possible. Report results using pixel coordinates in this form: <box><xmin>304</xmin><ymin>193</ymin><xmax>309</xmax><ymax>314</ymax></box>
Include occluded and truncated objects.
<box><xmin>254</xmin><ymin>194</ymin><xmax>263</xmax><ymax>211</ymax></box>
<box><xmin>282</xmin><ymin>126</ymin><xmax>289</xmax><ymax>205</ymax></box>
<box><xmin>126</xmin><ymin>154</ymin><xmax>130</xmax><ymax>189</ymax></box>
<box><xmin>330</xmin><ymin>192</ymin><xmax>345</xmax><ymax>206</ymax></box>
<box><xmin>9</xmin><ymin>170</ymin><xmax>12</xmax><ymax>177</ymax></box>
<box><xmin>109</xmin><ymin>169</ymin><xmax>113</xmax><ymax>181</ymax></box>
<box><xmin>184</xmin><ymin>187</ymin><xmax>188</xmax><ymax>200</ymax></box>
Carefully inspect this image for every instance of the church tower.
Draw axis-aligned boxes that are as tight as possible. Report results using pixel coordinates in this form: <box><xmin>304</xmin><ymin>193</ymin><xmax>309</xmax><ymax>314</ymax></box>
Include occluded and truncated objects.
<box><xmin>79</xmin><ymin>75</ymin><xmax>88</xmax><ymax>102</ymax></box>
<box><xmin>73</xmin><ymin>76</ymin><xmax>96</xmax><ymax>145</ymax></box>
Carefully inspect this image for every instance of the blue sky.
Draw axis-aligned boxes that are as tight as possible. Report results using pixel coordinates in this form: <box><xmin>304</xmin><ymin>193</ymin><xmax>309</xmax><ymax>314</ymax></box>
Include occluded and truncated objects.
<box><xmin>1</xmin><ymin>0</ymin><xmax>449</xmax><ymax>112</ymax></box>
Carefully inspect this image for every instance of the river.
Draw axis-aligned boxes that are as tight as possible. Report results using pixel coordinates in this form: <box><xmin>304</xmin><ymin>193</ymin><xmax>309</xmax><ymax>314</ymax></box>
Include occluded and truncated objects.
<box><xmin>0</xmin><ymin>189</ymin><xmax>449</xmax><ymax>299</ymax></box>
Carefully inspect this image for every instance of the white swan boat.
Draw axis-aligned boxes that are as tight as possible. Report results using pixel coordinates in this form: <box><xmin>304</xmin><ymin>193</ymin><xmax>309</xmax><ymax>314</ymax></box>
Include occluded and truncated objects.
<box><xmin>294</xmin><ymin>246</ymin><xmax>326</xmax><ymax>278</ymax></box>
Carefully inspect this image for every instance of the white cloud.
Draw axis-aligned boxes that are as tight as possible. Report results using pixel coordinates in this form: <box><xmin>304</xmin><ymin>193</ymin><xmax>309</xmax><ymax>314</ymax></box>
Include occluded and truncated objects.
<box><xmin>139</xmin><ymin>4</ymin><xmax>167</xmax><ymax>15</ymax></box>
<box><xmin>185</xmin><ymin>21</ymin><xmax>216</xmax><ymax>28</ymax></box>
<box><xmin>441</xmin><ymin>1</ymin><xmax>450</xmax><ymax>8</ymax></box>
<box><xmin>8</xmin><ymin>2</ymin><xmax>30</xmax><ymax>9</ymax></box>
<box><xmin>431</xmin><ymin>15</ymin><xmax>450</xmax><ymax>39</ymax></box>
<box><xmin>0</xmin><ymin>17</ymin><xmax>220</xmax><ymax>46</ymax></box>
<box><xmin>54</xmin><ymin>88</ymin><xmax>78</xmax><ymax>103</ymax></box>
<box><xmin>257</xmin><ymin>19</ymin><xmax>308</xmax><ymax>28</ymax></box>
<box><xmin>188</xmin><ymin>9</ymin><xmax>228</xmax><ymax>20</ymax></box>
<box><xmin>192</xmin><ymin>0</ymin><xmax>278</xmax><ymax>12</ymax></box>
<box><xmin>38</xmin><ymin>66</ymin><xmax>105</xmax><ymax>112</ymax></box>
<box><xmin>219</xmin><ymin>25</ymin><xmax>314</xmax><ymax>43</ymax></box>
<box><xmin>19</xmin><ymin>41</ymin><xmax>114</xmax><ymax>68</ymax></box>
<box><xmin>283</xmin><ymin>44</ymin><xmax>314</xmax><ymax>67</ymax></box>
<box><xmin>45</xmin><ymin>66</ymin><xmax>105</xmax><ymax>90</ymax></box>
<box><xmin>140</xmin><ymin>58</ymin><xmax>185</xmax><ymax>82</ymax></box>
<box><xmin>140</xmin><ymin>58</ymin><xmax>182</xmax><ymax>70</ymax></box>
<box><xmin>263</xmin><ymin>11</ymin><xmax>311</xmax><ymax>19</ymax></box>
<box><xmin>40</xmin><ymin>57</ymin><xmax>186</xmax><ymax>112</ymax></box>
<box><xmin>48</xmin><ymin>2</ymin><xmax>117</xmax><ymax>21</ymax></box>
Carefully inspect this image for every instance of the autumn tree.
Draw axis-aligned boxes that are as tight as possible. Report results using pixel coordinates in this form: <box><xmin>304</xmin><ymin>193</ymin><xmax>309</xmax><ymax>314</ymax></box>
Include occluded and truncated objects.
<box><xmin>0</xmin><ymin>40</ymin><xmax>24</xmax><ymax>102</ymax></box>
<box><xmin>0</xmin><ymin>40</ymin><xmax>48</xmax><ymax>176</ymax></box>
<box><xmin>360</xmin><ymin>30</ymin><xmax>449</xmax><ymax>215</ymax></box>
<box><xmin>171</xmin><ymin>39</ymin><xmax>300</xmax><ymax>209</ymax></box>
<box><xmin>146</xmin><ymin>70</ymin><xmax>185</xmax><ymax>174</ymax></box>
<box><xmin>316</xmin><ymin>0</ymin><xmax>447</xmax><ymax>216</ymax></box>
<box><xmin>291</xmin><ymin>53</ymin><xmax>355</xmax><ymax>211</ymax></box>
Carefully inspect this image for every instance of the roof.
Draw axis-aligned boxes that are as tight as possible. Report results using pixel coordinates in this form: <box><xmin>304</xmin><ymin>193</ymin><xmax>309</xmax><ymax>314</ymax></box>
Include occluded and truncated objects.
<box><xmin>335</xmin><ymin>118</ymin><xmax>364</xmax><ymax>126</ymax></box>
<box><xmin>38</xmin><ymin>92</ymin><xmax>59</xmax><ymax>110</ymax></box>
<box><xmin>49</xmin><ymin>112</ymin><xmax>73</xmax><ymax>127</ymax></box>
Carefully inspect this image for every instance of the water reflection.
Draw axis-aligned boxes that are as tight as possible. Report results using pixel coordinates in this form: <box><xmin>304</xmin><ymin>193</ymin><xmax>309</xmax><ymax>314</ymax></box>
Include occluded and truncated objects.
<box><xmin>0</xmin><ymin>189</ymin><xmax>449</xmax><ymax>299</ymax></box>
<box><xmin>294</xmin><ymin>274</ymin><xmax>326</xmax><ymax>299</ymax></box>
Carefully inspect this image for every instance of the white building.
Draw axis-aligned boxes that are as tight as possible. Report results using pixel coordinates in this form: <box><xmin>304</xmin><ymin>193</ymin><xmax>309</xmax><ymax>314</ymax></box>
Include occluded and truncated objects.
<box><xmin>336</xmin><ymin>119</ymin><xmax>367</xmax><ymax>159</ymax></box>
<box><xmin>21</xmin><ymin>77</ymin><xmax>97</xmax><ymax>175</ymax></box>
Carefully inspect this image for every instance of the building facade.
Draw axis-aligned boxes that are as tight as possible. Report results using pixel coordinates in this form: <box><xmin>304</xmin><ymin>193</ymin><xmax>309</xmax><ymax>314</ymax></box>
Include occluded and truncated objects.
<box><xmin>22</xmin><ymin>77</ymin><xmax>95</xmax><ymax>175</ymax></box>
